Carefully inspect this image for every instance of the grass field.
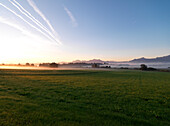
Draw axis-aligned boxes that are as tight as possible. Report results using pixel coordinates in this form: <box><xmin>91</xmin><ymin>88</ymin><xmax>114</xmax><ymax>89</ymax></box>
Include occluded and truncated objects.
<box><xmin>0</xmin><ymin>69</ymin><xmax>169</xmax><ymax>126</ymax></box>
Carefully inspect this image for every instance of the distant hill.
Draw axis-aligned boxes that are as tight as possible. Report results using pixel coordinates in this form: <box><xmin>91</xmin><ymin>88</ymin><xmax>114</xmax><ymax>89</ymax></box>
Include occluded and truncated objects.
<box><xmin>71</xmin><ymin>55</ymin><xmax>170</xmax><ymax>64</ymax></box>
<box><xmin>130</xmin><ymin>55</ymin><xmax>170</xmax><ymax>63</ymax></box>
<box><xmin>72</xmin><ymin>59</ymin><xmax>118</xmax><ymax>64</ymax></box>
<box><xmin>72</xmin><ymin>59</ymin><xmax>107</xmax><ymax>64</ymax></box>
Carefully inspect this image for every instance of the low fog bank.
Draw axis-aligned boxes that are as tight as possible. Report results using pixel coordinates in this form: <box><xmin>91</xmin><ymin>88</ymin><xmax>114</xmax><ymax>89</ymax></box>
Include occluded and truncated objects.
<box><xmin>0</xmin><ymin>65</ymin><xmax>116</xmax><ymax>71</ymax></box>
<box><xmin>0</xmin><ymin>62</ymin><xmax>170</xmax><ymax>71</ymax></box>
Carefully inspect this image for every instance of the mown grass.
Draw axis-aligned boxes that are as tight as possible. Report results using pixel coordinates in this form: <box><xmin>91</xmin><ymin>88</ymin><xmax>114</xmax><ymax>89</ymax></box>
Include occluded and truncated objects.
<box><xmin>0</xmin><ymin>69</ymin><xmax>169</xmax><ymax>126</ymax></box>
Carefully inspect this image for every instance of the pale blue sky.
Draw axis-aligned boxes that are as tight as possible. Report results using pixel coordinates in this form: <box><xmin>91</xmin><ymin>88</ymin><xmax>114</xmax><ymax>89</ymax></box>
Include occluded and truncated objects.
<box><xmin>0</xmin><ymin>0</ymin><xmax>170</xmax><ymax>63</ymax></box>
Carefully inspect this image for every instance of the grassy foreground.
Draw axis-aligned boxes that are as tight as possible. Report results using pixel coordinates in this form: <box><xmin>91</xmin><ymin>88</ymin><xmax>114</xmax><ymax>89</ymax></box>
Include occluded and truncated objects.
<box><xmin>0</xmin><ymin>69</ymin><xmax>169</xmax><ymax>126</ymax></box>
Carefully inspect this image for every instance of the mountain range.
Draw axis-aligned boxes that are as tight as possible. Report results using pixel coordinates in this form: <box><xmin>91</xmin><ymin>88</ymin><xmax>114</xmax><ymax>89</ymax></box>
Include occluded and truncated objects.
<box><xmin>129</xmin><ymin>55</ymin><xmax>170</xmax><ymax>63</ymax></box>
<box><xmin>71</xmin><ymin>55</ymin><xmax>170</xmax><ymax>63</ymax></box>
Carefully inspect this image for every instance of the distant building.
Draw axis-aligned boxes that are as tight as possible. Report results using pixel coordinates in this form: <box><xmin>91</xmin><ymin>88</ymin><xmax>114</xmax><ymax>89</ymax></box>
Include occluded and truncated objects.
<box><xmin>92</xmin><ymin>63</ymin><xmax>100</xmax><ymax>68</ymax></box>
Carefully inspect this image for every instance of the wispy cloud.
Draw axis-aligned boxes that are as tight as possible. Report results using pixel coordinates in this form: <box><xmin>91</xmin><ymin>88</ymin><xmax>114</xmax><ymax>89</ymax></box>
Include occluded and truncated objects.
<box><xmin>64</xmin><ymin>6</ymin><xmax>78</xmax><ymax>27</ymax></box>
<box><xmin>0</xmin><ymin>1</ymin><xmax>62</xmax><ymax>45</ymax></box>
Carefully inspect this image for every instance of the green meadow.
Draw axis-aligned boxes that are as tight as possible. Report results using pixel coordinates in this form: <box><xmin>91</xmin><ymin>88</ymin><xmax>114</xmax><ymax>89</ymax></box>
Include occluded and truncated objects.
<box><xmin>0</xmin><ymin>69</ymin><xmax>169</xmax><ymax>126</ymax></box>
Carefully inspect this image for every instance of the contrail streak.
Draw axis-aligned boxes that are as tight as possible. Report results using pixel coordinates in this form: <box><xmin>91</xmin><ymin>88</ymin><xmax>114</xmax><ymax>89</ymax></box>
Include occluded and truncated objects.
<box><xmin>27</xmin><ymin>0</ymin><xmax>56</xmax><ymax>34</ymax></box>
<box><xmin>0</xmin><ymin>2</ymin><xmax>60</xmax><ymax>45</ymax></box>
<box><xmin>9</xmin><ymin>0</ymin><xmax>61</xmax><ymax>45</ymax></box>
<box><xmin>12</xmin><ymin>0</ymin><xmax>48</xmax><ymax>32</ymax></box>
<box><xmin>64</xmin><ymin>6</ymin><xmax>78</xmax><ymax>27</ymax></box>
<box><xmin>0</xmin><ymin>16</ymin><xmax>40</xmax><ymax>39</ymax></box>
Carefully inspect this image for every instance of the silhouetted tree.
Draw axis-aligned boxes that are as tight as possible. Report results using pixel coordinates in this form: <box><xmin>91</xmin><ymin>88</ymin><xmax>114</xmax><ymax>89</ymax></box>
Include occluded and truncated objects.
<box><xmin>26</xmin><ymin>63</ymin><xmax>30</xmax><ymax>66</ymax></box>
<box><xmin>49</xmin><ymin>62</ymin><xmax>58</xmax><ymax>68</ymax></box>
<box><xmin>140</xmin><ymin>64</ymin><xmax>147</xmax><ymax>70</ymax></box>
<box><xmin>31</xmin><ymin>64</ymin><xmax>34</xmax><ymax>66</ymax></box>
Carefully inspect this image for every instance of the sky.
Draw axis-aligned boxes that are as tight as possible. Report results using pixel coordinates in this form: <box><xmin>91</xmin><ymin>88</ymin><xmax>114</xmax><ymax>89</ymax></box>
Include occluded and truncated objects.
<box><xmin>0</xmin><ymin>0</ymin><xmax>170</xmax><ymax>63</ymax></box>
